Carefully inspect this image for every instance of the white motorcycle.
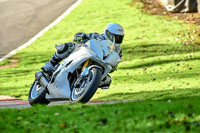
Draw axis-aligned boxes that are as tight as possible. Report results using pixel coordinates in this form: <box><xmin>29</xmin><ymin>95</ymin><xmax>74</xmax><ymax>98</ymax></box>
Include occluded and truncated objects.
<box><xmin>28</xmin><ymin>39</ymin><xmax>121</xmax><ymax>105</ymax></box>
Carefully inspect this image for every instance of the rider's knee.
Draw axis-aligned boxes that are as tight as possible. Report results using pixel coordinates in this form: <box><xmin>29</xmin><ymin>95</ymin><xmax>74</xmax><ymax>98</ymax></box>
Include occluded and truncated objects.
<box><xmin>55</xmin><ymin>42</ymin><xmax>75</xmax><ymax>59</ymax></box>
<box><xmin>55</xmin><ymin>42</ymin><xmax>74</xmax><ymax>54</ymax></box>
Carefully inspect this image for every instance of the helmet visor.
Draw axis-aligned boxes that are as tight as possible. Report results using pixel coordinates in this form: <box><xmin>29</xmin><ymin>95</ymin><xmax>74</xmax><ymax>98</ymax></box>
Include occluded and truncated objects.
<box><xmin>115</xmin><ymin>34</ymin><xmax>124</xmax><ymax>44</ymax></box>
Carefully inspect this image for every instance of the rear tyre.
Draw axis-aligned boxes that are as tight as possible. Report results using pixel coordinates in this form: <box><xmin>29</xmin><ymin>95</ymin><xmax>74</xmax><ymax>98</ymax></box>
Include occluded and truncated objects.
<box><xmin>70</xmin><ymin>67</ymin><xmax>102</xmax><ymax>103</ymax></box>
<box><xmin>28</xmin><ymin>80</ymin><xmax>50</xmax><ymax>106</ymax></box>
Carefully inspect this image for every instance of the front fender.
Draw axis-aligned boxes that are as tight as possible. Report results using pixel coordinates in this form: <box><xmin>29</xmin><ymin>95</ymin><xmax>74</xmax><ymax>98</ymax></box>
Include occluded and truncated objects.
<box><xmin>64</xmin><ymin>55</ymin><xmax>111</xmax><ymax>80</ymax></box>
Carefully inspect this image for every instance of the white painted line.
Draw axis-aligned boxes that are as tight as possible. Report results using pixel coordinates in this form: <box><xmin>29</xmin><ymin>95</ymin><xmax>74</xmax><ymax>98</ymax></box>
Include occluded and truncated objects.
<box><xmin>0</xmin><ymin>0</ymin><xmax>83</xmax><ymax>63</ymax></box>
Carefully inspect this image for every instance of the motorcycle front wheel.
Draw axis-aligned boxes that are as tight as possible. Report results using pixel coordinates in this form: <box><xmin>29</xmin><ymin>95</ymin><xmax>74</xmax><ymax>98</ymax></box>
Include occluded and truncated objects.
<box><xmin>70</xmin><ymin>67</ymin><xmax>102</xmax><ymax>103</ymax></box>
<box><xmin>28</xmin><ymin>80</ymin><xmax>50</xmax><ymax>106</ymax></box>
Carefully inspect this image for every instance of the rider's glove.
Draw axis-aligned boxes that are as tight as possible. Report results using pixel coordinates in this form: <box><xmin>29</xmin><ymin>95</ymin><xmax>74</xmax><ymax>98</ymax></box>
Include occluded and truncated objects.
<box><xmin>73</xmin><ymin>32</ymin><xmax>89</xmax><ymax>43</ymax></box>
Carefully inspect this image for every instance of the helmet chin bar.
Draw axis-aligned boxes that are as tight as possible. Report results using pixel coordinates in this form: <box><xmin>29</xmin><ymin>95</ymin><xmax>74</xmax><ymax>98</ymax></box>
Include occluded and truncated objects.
<box><xmin>114</xmin><ymin>43</ymin><xmax>120</xmax><ymax>48</ymax></box>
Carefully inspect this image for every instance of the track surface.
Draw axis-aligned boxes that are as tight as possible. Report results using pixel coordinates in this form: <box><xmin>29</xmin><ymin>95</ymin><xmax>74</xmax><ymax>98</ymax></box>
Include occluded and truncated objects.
<box><xmin>0</xmin><ymin>0</ymin><xmax>135</xmax><ymax>109</ymax></box>
<box><xmin>0</xmin><ymin>0</ymin><xmax>77</xmax><ymax>58</ymax></box>
<box><xmin>0</xmin><ymin>99</ymin><xmax>129</xmax><ymax>108</ymax></box>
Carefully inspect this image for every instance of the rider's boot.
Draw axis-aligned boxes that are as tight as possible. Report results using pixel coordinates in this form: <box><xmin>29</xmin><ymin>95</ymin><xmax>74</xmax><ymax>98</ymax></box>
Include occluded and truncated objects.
<box><xmin>99</xmin><ymin>75</ymin><xmax>111</xmax><ymax>89</ymax></box>
<box><xmin>41</xmin><ymin>42</ymin><xmax>75</xmax><ymax>75</ymax></box>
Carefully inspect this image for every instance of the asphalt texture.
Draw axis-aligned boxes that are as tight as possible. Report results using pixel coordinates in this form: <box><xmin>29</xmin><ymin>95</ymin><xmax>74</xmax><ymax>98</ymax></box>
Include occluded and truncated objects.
<box><xmin>0</xmin><ymin>99</ymin><xmax>101</xmax><ymax>108</ymax></box>
<box><xmin>0</xmin><ymin>99</ymin><xmax>138</xmax><ymax>108</ymax></box>
<box><xmin>0</xmin><ymin>0</ymin><xmax>77</xmax><ymax>58</ymax></box>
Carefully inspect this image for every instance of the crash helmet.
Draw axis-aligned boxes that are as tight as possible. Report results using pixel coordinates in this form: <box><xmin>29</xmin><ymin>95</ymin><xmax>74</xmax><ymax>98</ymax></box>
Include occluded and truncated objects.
<box><xmin>104</xmin><ymin>23</ymin><xmax>124</xmax><ymax>44</ymax></box>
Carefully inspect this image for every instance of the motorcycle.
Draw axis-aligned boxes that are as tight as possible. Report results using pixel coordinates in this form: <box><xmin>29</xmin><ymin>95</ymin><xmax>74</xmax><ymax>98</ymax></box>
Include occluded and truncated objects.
<box><xmin>28</xmin><ymin>39</ymin><xmax>121</xmax><ymax>105</ymax></box>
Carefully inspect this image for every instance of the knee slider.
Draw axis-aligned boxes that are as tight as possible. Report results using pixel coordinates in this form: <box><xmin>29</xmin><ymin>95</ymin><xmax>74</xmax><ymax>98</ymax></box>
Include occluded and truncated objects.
<box><xmin>55</xmin><ymin>43</ymin><xmax>68</xmax><ymax>54</ymax></box>
<box><xmin>55</xmin><ymin>43</ymin><xmax>67</xmax><ymax>54</ymax></box>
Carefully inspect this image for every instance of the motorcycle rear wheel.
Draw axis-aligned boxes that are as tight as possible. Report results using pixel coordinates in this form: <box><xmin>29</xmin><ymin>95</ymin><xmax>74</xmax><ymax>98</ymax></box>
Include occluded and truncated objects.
<box><xmin>70</xmin><ymin>67</ymin><xmax>102</xmax><ymax>103</ymax></box>
<box><xmin>28</xmin><ymin>80</ymin><xmax>50</xmax><ymax>106</ymax></box>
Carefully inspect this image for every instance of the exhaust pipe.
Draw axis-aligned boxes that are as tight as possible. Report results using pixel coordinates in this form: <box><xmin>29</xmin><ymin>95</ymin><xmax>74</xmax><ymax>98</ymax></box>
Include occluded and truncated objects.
<box><xmin>35</xmin><ymin>71</ymin><xmax>49</xmax><ymax>88</ymax></box>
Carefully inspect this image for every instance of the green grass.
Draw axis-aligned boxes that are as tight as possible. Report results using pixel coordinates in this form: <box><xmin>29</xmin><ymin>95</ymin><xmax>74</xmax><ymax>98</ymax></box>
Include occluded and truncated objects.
<box><xmin>1</xmin><ymin>97</ymin><xmax>200</xmax><ymax>133</ymax></box>
<box><xmin>0</xmin><ymin>0</ymin><xmax>200</xmax><ymax>100</ymax></box>
<box><xmin>1</xmin><ymin>0</ymin><xmax>200</xmax><ymax>132</ymax></box>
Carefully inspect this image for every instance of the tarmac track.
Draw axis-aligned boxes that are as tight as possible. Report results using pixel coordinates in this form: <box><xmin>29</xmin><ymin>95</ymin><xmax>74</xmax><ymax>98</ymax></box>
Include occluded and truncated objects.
<box><xmin>0</xmin><ymin>0</ymin><xmax>138</xmax><ymax>109</ymax></box>
<box><xmin>0</xmin><ymin>99</ymin><xmax>138</xmax><ymax>108</ymax></box>
<box><xmin>0</xmin><ymin>0</ymin><xmax>77</xmax><ymax>58</ymax></box>
<box><xmin>0</xmin><ymin>0</ymin><xmax>80</xmax><ymax>108</ymax></box>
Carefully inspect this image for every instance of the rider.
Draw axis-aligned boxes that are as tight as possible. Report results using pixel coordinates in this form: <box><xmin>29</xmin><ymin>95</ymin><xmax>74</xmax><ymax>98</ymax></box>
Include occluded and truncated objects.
<box><xmin>41</xmin><ymin>23</ymin><xmax>124</xmax><ymax>89</ymax></box>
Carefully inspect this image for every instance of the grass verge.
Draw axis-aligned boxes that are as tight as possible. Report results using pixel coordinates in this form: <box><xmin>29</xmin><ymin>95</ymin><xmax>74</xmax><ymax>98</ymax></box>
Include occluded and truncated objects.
<box><xmin>0</xmin><ymin>0</ymin><xmax>200</xmax><ymax>132</ymax></box>
<box><xmin>1</xmin><ymin>97</ymin><xmax>200</xmax><ymax>132</ymax></box>
<box><xmin>0</xmin><ymin>0</ymin><xmax>199</xmax><ymax>101</ymax></box>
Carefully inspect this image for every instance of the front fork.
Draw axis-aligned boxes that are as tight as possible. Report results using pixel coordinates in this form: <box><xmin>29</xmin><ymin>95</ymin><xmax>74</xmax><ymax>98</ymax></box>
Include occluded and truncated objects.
<box><xmin>74</xmin><ymin>60</ymin><xmax>90</xmax><ymax>88</ymax></box>
<box><xmin>82</xmin><ymin>59</ymin><xmax>90</xmax><ymax>71</ymax></box>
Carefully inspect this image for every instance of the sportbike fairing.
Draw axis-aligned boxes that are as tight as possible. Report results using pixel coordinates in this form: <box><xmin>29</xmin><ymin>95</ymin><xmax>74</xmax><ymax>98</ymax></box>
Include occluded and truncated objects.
<box><xmin>45</xmin><ymin>39</ymin><xmax>120</xmax><ymax>100</ymax></box>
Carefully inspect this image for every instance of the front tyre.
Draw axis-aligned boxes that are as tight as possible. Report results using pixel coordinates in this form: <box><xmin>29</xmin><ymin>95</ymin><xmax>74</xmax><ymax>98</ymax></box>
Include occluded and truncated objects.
<box><xmin>28</xmin><ymin>80</ymin><xmax>50</xmax><ymax>106</ymax></box>
<box><xmin>70</xmin><ymin>68</ymin><xmax>102</xmax><ymax>103</ymax></box>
